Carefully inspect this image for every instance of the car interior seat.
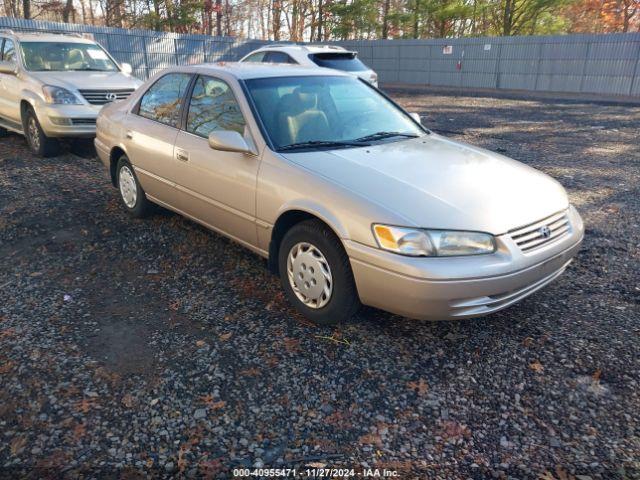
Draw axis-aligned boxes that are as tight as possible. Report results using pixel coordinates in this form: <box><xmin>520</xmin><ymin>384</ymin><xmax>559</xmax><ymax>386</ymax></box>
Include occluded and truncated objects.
<box><xmin>274</xmin><ymin>87</ymin><xmax>330</xmax><ymax>146</ymax></box>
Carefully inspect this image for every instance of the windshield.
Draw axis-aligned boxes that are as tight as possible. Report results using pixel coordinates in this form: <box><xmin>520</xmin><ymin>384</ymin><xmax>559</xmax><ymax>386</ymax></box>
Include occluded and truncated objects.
<box><xmin>20</xmin><ymin>42</ymin><xmax>118</xmax><ymax>72</ymax></box>
<box><xmin>245</xmin><ymin>76</ymin><xmax>424</xmax><ymax>150</ymax></box>
<box><xmin>309</xmin><ymin>53</ymin><xmax>369</xmax><ymax>72</ymax></box>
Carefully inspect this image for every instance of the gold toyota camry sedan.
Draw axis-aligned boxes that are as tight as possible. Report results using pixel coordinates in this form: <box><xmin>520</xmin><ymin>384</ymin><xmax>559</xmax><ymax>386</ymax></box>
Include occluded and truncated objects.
<box><xmin>95</xmin><ymin>63</ymin><xmax>584</xmax><ymax>325</ymax></box>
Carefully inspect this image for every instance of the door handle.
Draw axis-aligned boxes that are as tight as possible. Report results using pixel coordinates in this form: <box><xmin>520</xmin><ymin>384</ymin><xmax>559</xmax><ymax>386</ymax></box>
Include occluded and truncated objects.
<box><xmin>125</xmin><ymin>130</ymin><xmax>133</xmax><ymax>139</ymax></box>
<box><xmin>175</xmin><ymin>149</ymin><xmax>189</xmax><ymax>162</ymax></box>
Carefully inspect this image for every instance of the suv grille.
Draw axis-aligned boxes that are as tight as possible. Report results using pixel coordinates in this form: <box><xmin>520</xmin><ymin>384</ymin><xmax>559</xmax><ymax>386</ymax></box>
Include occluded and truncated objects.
<box><xmin>509</xmin><ymin>210</ymin><xmax>571</xmax><ymax>252</ymax></box>
<box><xmin>71</xmin><ymin>118</ymin><xmax>96</xmax><ymax>125</ymax></box>
<box><xmin>78</xmin><ymin>89</ymin><xmax>135</xmax><ymax>105</ymax></box>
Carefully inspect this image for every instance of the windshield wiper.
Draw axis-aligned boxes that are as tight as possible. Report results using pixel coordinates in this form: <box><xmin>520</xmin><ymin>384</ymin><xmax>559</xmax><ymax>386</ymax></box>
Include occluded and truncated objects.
<box><xmin>352</xmin><ymin>131</ymin><xmax>420</xmax><ymax>142</ymax></box>
<box><xmin>70</xmin><ymin>68</ymin><xmax>110</xmax><ymax>71</ymax></box>
<box><xmin>279</xmin><ymin>140</ymin><xmax>370</xmax><ymax>151</ymax></box>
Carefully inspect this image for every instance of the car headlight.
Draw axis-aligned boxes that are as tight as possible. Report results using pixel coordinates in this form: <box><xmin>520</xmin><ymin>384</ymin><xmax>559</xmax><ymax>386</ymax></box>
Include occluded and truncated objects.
<box><xmin>42</xmin><ymin>85</ymin><xmax>82</xmax><ymax>105</ymax></box>
<box><xmin>373</xmin><ymin>224</ymin><xmax>496</xmax><ymax>257</ymax></box>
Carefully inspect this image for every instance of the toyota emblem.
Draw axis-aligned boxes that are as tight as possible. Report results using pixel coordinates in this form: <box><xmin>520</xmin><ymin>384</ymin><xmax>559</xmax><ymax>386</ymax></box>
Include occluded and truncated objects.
<box><xmin>105</xmin><ymin>92</ymin><xmax>117</xmax><ymax>102</ymax></box>
<box><xmin>539</xmin><ymin>225</ymin><xmax>551</xmax><ymax>238</ymax></box>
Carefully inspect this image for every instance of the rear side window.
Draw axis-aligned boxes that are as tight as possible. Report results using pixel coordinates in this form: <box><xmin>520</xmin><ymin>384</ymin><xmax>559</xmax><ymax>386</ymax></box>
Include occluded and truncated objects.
<box><xmin>186</xmin><ymin>75</ymin><xmax>246</xmax><ymax>137</ymax></box>
<box><xmin>265</xmin><ymin>51</ymin><xmax>296</xmax><ymax>64</ymax></box>
<box><xmin>2</xmin><ymin>39</ymin><xmax>16</xmax><ymax>63</ymax></box>
<box><xmin>243</xmin><ymin>52</ymin><xmax>266</xmax><ymax>62</ymax></box>
<box><xmin>309</xmin><ymin>53</ymin><xmax>368</xmax><ymax>72</ymax></box>
<box><xmin>138</xmin><ymin>73</ymin><xmax>191</xmax><ymax>127</ymax></box>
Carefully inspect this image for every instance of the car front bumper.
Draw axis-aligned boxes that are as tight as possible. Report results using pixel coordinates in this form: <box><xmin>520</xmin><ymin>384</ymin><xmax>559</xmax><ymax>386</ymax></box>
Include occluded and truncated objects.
<box><xmin>35</xmin><ymin>103</ymin><xmax>101</xmax><ymax>137</ymax></box>
<box><xmin>344</xmin><ymin>206</ymin><xmax>584</xmax><ymax>320</ymax></box>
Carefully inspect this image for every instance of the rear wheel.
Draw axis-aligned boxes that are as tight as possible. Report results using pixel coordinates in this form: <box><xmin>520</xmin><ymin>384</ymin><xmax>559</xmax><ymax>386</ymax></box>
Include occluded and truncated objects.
<box><xmin>278</xmin><ymin>220</ymin><xmax>360</xmax><ymax>326</ymax></box>
<box><xmin>23</xmin><ymin>107</ymin><xmax>60</xmax><ymax>157</ymax></box>
<box><xmin>116</xmin><ymin>156</ymin><xmax>153</xmax><ymax>218</ymax></box>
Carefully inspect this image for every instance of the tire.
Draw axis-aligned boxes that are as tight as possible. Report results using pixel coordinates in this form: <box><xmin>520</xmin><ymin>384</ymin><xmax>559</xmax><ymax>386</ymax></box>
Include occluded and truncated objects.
<box><xmin>23</xmin><ymin>107</ymin><xmax>60</xmax><ymax>157</ymax></box>
<box><xmin>278</xmin><ymin>219</ymin><xmax>360</xmax><ymax>326</ymax></box>
<box><xmin>0</xmin><ymin>126</ymin><xmax>8</xmax><ymax>138</ymax></box>
<box><xmin>116</xmin><ymin>156</ymin><xmax>153</xmax><ymax>218</ymax></box>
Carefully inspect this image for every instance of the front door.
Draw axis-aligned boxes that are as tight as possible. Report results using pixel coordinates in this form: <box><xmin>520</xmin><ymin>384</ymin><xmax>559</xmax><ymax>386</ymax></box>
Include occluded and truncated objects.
<box><xmin>172</xmin><ymin>74</ymin><xmax>260</xmax><ymax>247</ymax></box>
<box><xmin>0</xmin><ymin>38</ymin><xmax>21</xmax><ymax>123</ymax></box>
<box><xmin>123</xmin><ymin>72</ymin><xmax>192</xmax><ymax>202</ymax></box>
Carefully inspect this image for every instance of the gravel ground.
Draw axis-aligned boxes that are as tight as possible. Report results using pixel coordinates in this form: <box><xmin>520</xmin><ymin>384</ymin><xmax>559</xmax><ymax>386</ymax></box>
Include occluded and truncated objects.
<box><xmin>1</xmin><ymin>92</ymin><xmax>639</xmax><ymax>479</ymax></box>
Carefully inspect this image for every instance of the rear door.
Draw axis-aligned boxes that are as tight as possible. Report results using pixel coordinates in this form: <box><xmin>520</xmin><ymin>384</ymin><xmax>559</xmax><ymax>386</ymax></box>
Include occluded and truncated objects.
<box><xmin>122</xmin><ymin>72</ymin><xmax>192</xmax><ymax>202</ymax></box>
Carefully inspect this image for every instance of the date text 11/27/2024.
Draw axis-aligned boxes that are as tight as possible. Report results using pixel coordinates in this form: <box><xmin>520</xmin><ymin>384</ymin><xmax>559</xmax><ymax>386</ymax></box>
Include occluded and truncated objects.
<box><xmin>232</xmin><ymin>468</ymin><xmax>400</xmax><ymax>477</ymax></box>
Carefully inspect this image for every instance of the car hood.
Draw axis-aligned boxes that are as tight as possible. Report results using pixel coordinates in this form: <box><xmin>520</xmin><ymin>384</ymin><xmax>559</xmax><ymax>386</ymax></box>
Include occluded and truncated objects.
<box><xmin>281</xmin><ymin>134</ymin><xmax>569</xmax><ymax>235</ymax></box>
<box><xmin>29</xmin><ymin>71</ymin><xmax>142</xmax><ymax>91</ymax></box>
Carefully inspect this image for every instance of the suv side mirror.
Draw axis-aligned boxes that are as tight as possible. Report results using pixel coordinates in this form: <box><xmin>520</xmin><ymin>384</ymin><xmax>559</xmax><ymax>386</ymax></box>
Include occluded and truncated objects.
<box><xmin>0</xmin><ymin>61</ymin><xmax>17</xmax><ymax>75</ymax></box>
<box><xmin>120</xmin><ymin>62</ymin><xmax>133</xmax><ymax>74</ymax></box>
<box><xmin>409</xmin><ymin>112</ymin><xmax>421</xmax><ymax>124</ymax></box>
<box><xmin>208</xmin><ymin>131</ymin><xmax>254</xmax><ymax>155</ymax></box>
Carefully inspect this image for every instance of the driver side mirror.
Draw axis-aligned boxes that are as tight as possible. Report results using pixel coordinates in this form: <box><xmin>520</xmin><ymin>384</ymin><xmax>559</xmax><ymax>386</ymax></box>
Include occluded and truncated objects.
<box><xmin>120</xmin><ymin>62</ymin><xmax>132</xmax><ymax>75</ymax></box>
<box><xmin>0</xmin><ymin>61</ymin><xmax>17</xmax><ymax>75</ymax></box>
<box><xmin>208</xmin><ymin>130</ymin><xmax>255</xmax><ymax>155</ymax></box>
<box><xmin>409</xmin><ymin>112</ymin><xmax>422</xmax><ymax>124</ymax></box>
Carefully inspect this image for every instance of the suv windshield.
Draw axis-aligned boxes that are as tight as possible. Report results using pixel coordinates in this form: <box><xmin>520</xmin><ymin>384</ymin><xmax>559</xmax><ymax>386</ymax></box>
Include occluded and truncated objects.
<box><xmin>246</xmin><ymin>75</ymin><xmax>423</xmax><ymax>151</ymax></box>
<box><xmin>309</xmin><ymin>52</ymin><xmax>369</xmax><ymax>72</ymax></box>
<box><xmin>20</xmin><ymin>42</ymin><xmax>118</xmax><ymax>72</ymax></box>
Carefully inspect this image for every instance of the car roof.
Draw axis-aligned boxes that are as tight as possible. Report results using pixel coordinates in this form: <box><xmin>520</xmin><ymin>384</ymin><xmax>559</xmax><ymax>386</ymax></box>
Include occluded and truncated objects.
<box><xmin>0</xmin><ymin>30</ymin><xmax>97</xmax><ymax>44</ymax></box>
<box><xmin>168</xmin><ymin>62</ymin><xmax>352</xmax><ymax>80</ymax></box>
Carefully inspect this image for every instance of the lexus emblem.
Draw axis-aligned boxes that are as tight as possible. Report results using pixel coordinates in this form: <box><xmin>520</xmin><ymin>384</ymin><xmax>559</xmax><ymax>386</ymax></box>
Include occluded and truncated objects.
<box><xmin>539</xmin><ymin>225</ymin><xmax>551</xmax><ymax>238</ymax></box>
<box><xmin>105</xmin><ymin>92</ymin><xmax>117</xmax><ymax>102</ymax></box>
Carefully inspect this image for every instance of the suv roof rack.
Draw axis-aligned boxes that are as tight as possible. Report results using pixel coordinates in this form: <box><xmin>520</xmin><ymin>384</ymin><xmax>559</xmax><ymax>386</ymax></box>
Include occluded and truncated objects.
<box><xmin>306</xmin><ymin>44</ymin><xmax>346</xmax><ymax>50</ymax></box>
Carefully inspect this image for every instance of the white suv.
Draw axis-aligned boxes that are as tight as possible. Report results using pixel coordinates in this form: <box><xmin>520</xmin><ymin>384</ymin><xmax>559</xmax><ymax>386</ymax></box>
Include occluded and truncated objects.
<box><xmin>0</xmin><ymin>30</ymin><xmax>142</xmax><ymax>157</ymax></box>
<box><xmin>240</xmin><ymin>44</ymin><xmax>378</xmax><ymax>87</ymax></box>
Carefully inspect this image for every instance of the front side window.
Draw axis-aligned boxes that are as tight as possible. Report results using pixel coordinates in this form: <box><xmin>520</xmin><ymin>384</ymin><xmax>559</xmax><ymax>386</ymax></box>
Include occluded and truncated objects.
<box><xmin>246</xmin><ymin>75</ymin><xmax>423</xmax><ymax>149</ymax></box>
<box><xmin>309</xmin><ymin>53</ymin><xmax>369</xmax><ymax>72</ymax></box>
<box><xmin>2</xmin><ymin>39</ymin><xmax>16</xmax><ymax>63</ymax></box>
<box><xmin>186</xmin><ymin>76</ymin><xmax>246</xmax><ymax>137</ymax></box>
<box><xmin>138</xmin><ymin>73</ymin><xmax>192</xmax><ymax>127</ymax></box>
<box><xmin>20</xmin><ymin>42</ymin><xmax>118</xmax><ymax>72</ymax></box>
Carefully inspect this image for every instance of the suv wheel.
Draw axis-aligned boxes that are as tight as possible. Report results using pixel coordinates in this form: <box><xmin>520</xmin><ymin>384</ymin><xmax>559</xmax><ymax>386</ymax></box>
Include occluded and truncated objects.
<box><xmin>278</xmin><ymin>220</ymin><xmax>360</xmax><ymax>326</ymax></box>
<box><xmin>116</xmin><ymin>156</ymin><xmax>152</xmax><ymax>218</ymax></box>
<box><xmin>24</xmin><ymin>107</ymin><xmax>60</xmax><ymax>157</ymax></box>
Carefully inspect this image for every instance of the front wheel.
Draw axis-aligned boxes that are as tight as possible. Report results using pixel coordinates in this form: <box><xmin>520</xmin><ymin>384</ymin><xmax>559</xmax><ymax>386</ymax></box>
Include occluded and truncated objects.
<box><xmin>24</xmin><ymin>107</ymin><xmax>60</xmax><ymax>157</ymax></box>
<box><xmin>278</xmin><ymin>220</ymin><xmax>360</xmax><ymax>326</ymax></box>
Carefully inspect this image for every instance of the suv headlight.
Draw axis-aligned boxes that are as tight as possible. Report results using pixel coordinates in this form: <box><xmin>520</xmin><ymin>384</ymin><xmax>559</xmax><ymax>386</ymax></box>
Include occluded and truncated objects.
<box><xmin>42</xmin><ymin>85</ymin><xmax>82</xmax><ymax>105</ymax></box>
<box><xmin>373</xmin><ymin>225</ymin><xmax>496</xmax><ymax>257</ymax></box>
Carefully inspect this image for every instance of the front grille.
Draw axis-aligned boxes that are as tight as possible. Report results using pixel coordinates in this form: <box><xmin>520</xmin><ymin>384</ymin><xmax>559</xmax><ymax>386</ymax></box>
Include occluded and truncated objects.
<box><xmin>71</xmin><ymin>118</ymin><xmax>96</xmax><ymax>125</ymax></box>
<box><xmin>509</xmin><ymin>209</ymin><xmax>571</xmax><ymax>252</ymax></box>
<box><xmin>78</xmin><ymin>89</ymin><xmax>135</xmax><ymax>105</ymax></box>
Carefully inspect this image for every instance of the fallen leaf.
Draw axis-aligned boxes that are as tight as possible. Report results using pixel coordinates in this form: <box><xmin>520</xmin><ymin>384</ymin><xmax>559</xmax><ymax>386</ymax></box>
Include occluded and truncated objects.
<box><xmin>72</xmin><ymin>423</ymin><xmax>86</xmax><ymax>440</ymax></box>
<box><xmin>10</xmin><ymin>436</ymin><xmax>27</xmax><ymax>456</ymax></box>
<box><xmin>284</xmin><ymin>337</ymin><xmax>301</xmax><ymax>353</ymax></box>
<box><xmin>306</xmin><ymin>462</ymin><xmax>327</xmax><ymax>468</ymax></box>
<box><xmin>219</xmin><ymin>332</ymin><xmax>232</xmax><ymax>341</ymax></box>
<box><xmin>122</xmin><ymin>394</ymin><xmax>134</xmax><ymax>408</ymax></box>
<box><xmin>407</xmin><ymin>379</ymin><xmax>429</xmax><ymax>396</ymax></box>
<box><xmin>195</xmin><ymin>340</ymin><xmax>206</xmax><ymax>347</ymax></box>
<box><xmin>592</xmin><ymin>368</ymin><xmax>602</xmax><ymax>382</ymax></box>
<box><xmin>529</xmin><ymin>360</ymin><xmax>544</xmax><ymax>373</ymax></box>
<box><xmin>0</xmin><ymin>360</ymin><xmax>14</xmax><ymax>374</ymax></box>
<box><xmin>240</xmin><ymin>367</ymin><xmax>260</xmax><ymax>377</ymax></box>
<box><xmin>359</xmin><ymin>433</ymin><xmax>383</xmax><ymax>447</ymax></box>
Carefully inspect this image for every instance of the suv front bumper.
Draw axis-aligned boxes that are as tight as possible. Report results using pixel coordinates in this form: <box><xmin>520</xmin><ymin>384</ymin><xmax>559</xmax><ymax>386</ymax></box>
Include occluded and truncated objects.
<box><xmin>35</xmin><ymin>103</ymin><xmax>101</xmax><ymax>137</ymax></box>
